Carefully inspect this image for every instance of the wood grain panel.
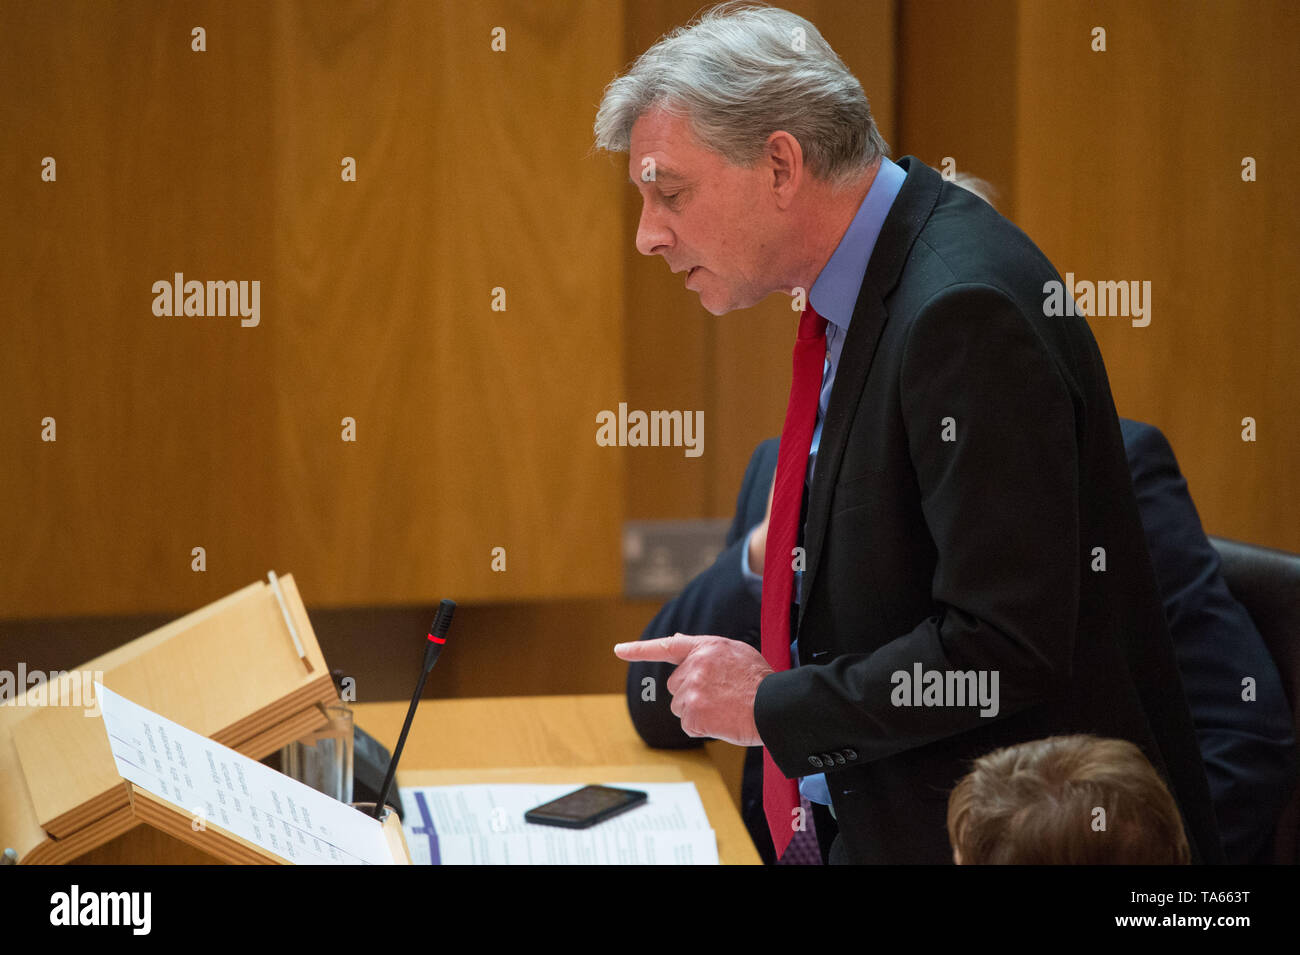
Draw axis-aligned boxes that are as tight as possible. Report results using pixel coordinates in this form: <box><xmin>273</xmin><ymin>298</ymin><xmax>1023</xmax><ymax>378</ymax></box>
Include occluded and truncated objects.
<box><xmin>1014</xmin><ymin>0</ymin><xmax>1300</xmax><ymax>550</ymax></box>
<box><xmin>898</xmin><ymin>0</ymin><xmax>1018</xmax><ymax>218</ymax></box>
<box><xmin>0</xmin><ymin>1</ymin><xmax>280</xmax><ymax>617</ymax></box>
<box><xmin>263</xmin><ymin>0</ymin><xmax>626</xmax><ymax>606</ymax></box>
<box><xmin>0</xmin><ymin>1</ymin><xmax>627</xmax><ymax>617</ymax></box>
<box><xmin>896</xmin><ymin>0</ymin><xmax>1298</xmax><ymax>552</ymax></box>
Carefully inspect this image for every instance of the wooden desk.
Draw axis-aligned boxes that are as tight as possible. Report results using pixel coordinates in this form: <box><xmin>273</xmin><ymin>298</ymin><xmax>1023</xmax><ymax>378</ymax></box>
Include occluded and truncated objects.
<box><xmin>359</xmin><ymin>694</ymin><xmax>760</xmax><ymax>866</ymax></box>
<box><xmin>73</xmin><ymin>694</ymin><xmax>761</xmax><ymax>865</ymax></box>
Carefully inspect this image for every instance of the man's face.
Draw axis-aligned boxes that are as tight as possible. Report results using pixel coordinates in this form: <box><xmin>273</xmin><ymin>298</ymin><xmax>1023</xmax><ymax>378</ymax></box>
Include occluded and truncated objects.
<box><xmin>628</xmin><ymin>107</ymin><xmax>780</xmax><ymax>315</ymax></box>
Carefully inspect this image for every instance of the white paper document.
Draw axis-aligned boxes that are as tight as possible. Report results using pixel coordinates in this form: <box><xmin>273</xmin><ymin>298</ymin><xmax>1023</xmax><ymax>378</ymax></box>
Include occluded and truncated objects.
<box><xmin>95</xmin><ymin>682</ymin><xmax>396</xmax><ymax>865</ymax></box>
<box><xmin>399</xmin><ymin>781</ymin><xmax>719</xmax><ymax>865</ymax></box>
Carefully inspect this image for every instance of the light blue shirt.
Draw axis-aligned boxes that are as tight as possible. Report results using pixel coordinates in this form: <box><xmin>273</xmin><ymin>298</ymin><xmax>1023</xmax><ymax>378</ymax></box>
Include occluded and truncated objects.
<box><xmin>741</xmin><ymin>156</ymin><xmax>906</xmax><ymax>806</ymax></box>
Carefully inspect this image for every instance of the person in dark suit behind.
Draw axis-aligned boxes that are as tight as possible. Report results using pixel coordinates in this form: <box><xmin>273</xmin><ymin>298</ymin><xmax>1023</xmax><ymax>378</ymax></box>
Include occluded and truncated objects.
<box><xmin>1119</xmin><ymin>419</ymin><xmax>1298</xmax><ymax>863</ymax></box>
<box><xmin>601</xmin><ymin>4</ymin><xmax>1220</xmax><ymax>863</ymax></box>
<box><xmin>627</xmin><ymin>423</ymin><xmax>1297</xmax><ymax>863</ymax></box>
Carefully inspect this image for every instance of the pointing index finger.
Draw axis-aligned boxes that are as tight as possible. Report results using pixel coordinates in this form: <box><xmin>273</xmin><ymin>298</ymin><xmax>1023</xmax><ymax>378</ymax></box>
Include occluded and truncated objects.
<box><xmin>613</xmin><ymin>633</ymin><xmax>699</xmax><ymax>664</ymax></box>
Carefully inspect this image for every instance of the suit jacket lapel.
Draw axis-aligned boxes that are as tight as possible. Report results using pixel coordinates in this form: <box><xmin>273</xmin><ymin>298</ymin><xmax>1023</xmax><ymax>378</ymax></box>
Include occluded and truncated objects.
<box><xmin>797</xmin><ymin>157</ymin><xmax>945</xmax><ymax>638</ymax></box>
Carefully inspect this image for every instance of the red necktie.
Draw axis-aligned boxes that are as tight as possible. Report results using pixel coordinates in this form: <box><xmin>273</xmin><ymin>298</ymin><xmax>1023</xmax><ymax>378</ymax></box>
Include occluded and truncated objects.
<box><xmin>760</xmin><ymin>303</ymin><xmax>828</xmax><ymax>860</ymax></box>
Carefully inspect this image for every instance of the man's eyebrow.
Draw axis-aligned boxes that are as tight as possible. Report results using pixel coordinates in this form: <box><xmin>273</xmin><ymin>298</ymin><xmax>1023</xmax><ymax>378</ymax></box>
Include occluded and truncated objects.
<box><xmin>627</xmin><ymin>168</ymin><xmax>686</xmax><ymax>186</ymax></box>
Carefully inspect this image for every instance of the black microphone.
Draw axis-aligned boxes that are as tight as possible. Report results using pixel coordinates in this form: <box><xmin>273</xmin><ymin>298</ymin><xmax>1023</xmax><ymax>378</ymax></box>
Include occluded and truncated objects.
<box><xmin>371</xmin><ymin>599</ymin><xmax>456</xmax><ymax>819</ymax></box>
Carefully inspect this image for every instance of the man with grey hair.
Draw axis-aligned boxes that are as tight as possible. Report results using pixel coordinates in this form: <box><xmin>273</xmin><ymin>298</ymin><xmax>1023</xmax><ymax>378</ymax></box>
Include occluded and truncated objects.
<box><xmin>607</xmin><ymin>2</ymin><xmax>1221</xmax><ymax>865</ymax></box>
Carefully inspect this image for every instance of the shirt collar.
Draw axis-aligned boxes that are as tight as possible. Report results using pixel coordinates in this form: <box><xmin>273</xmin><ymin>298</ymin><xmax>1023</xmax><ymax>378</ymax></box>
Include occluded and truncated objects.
<box><xmin>808</xmin><ymin>157</ymin><xmax>906</xmax><ymax>333</ymax></box>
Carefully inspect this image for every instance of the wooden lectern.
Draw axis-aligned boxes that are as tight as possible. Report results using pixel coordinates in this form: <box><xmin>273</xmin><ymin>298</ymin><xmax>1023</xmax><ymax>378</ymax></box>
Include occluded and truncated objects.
<box><xmin>0</xmin><ymin>573</ymin><xmax>407</xmax><ymax>864</ymax></box>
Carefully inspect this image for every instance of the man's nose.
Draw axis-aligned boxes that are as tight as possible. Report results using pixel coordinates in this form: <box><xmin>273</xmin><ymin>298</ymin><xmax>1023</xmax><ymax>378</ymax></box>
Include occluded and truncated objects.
<box><xmin>634</xmin><ymin>202</ymin><xmax>672</xmax><ymax>257</ymax></box>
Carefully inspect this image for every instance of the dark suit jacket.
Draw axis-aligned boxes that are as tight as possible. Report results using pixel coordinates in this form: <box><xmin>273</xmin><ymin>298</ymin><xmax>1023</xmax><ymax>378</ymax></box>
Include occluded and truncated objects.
<box><xmin>747</xmin><ymin>156</ymin><xmax>1220</xmax><ymax>863</ymax></box>
<box><xmin>630</xmin><ymin>422</ymin><xmax>1296</xmax><ymax>864</ymax></box>
<box><xmin>1120</xmin><ymin>419</ymin><xmax>1298</xmax><ymax>863</ymax></box>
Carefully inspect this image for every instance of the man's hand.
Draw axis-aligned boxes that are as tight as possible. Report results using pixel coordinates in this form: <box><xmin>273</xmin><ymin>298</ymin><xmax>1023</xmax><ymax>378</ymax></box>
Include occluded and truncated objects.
<box><xmin>614</xmin><ymin>634</ymin><xmax>772</xmax><ymax>746</ymax></box>
<box><xmin>746</xmin><ymin>474</ymin><xmax>777</xmax><ymax>575</ymax></box>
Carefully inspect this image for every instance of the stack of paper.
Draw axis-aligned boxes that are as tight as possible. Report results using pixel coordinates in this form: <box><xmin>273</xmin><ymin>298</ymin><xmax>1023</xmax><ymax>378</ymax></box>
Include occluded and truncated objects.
<box><xmin>399</xmin><ymin>782</ymin><xmax>719</xmax><ymax>865</ymax></box>
<box><xmin>97</xmin><ymin>683</ymin><xmax>398</xmax><ymax>864</ymax></box>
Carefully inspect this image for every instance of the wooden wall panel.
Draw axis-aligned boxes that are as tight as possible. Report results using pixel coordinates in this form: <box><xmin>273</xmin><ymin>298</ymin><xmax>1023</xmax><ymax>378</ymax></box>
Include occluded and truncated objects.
<box><xmin>898</xmin><ymin>0</ymin><xmax>1018</xmax><ymax>219</ymax></box>
<box><xmin>898</xmin><ymin>0</ymin><xmax>1298</xmax><ymax>553</ymax></box>
<box><xmin>1</xmin><ymin>1</ymin><xmax>281</xmax><ymax>618</ymax></box>
<box><xmin>1014</xmin><ymin>0</ymin><xmax>1299</xmax><ymax>551</ymax></box>
<box><xmin>263</xmin><ymin>0</ymin><xmax>626</xmax><ymax>606</ymax></box>
<box><xmin>1</xmin><ymin>1</ymin><xmax>627</xmax><ymax>618</ymax></box>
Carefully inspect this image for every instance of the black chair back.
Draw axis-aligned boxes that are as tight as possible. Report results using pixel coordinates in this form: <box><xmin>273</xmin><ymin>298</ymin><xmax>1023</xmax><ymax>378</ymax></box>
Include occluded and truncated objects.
<box><xmin>1209</xmin><ymin>536</ymin><xmax>1300</xmax><ymax>864</ymax></box>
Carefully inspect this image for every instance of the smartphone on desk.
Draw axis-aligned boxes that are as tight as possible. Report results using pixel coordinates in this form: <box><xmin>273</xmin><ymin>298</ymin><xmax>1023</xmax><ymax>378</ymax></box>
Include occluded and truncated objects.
<box><xmin>524</xmin><ymin>785</ymin><xmax>648</xmax><ymax>829</ymax></box>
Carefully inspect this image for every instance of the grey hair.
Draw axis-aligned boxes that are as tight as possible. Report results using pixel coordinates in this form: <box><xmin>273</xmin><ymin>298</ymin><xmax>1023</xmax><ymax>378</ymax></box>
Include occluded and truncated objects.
<box><xmin>593</xmin><ymin>1</ymin><xmax>888</xmax><ymax>189</ymax></box>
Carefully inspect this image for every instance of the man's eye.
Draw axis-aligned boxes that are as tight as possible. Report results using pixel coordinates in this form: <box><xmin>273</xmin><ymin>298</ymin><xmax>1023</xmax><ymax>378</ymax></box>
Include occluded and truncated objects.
<box><xmin>662</xmin><ymin>192</ymin><xmax>680</xmax><ymax>204</ymax></box>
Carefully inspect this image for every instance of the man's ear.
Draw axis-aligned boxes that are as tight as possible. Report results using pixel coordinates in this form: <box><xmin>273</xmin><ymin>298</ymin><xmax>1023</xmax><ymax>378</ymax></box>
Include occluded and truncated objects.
<box><xmin>953</xmin><ymin>847</ymin><xmax>963</xmax><ymax>865</ymax></box>
<box><xmin>765</xmin><ymin>130</ymin><xmax>803</xmax><ymax>208</ymax></box>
